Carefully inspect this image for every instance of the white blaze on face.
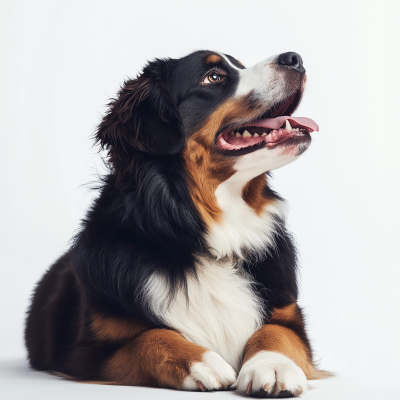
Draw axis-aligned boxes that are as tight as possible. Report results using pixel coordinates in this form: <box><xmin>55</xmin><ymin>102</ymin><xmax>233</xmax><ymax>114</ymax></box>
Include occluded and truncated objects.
<box><xmin>220</xmin><ymin>53</ymin><xmax>288</xmax><ymax>107</ymax></box>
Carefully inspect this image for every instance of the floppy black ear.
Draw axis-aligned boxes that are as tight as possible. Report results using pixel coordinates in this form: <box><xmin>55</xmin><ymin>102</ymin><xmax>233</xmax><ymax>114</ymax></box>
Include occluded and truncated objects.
<box><xmin>96</xmin><ymin>58</ymin><xmax>184</xmax><ymax>172</ymax></box>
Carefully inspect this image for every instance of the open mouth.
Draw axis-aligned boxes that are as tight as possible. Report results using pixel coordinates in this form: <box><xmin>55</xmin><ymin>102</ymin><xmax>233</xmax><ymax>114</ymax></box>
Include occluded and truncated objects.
<box><xmin>215</xmin><ymin>90</ymin><xmax>319</xmax><ymax>156</ymax></box>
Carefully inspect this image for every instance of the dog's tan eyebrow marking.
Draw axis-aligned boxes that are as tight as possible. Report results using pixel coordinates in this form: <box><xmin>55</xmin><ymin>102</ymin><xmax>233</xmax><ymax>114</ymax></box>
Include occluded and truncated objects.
<box><xmin>206</xmin><ymin>54</ymin><xmax>222</xmax><ymax>64</ymax></box>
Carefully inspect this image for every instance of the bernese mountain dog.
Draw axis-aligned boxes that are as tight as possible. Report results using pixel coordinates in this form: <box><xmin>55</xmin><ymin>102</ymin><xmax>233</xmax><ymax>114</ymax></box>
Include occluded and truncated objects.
<box><xmin>25</xmin><ymin>50</ymin><xmax>329</xmax><ymax>397</ymax></box>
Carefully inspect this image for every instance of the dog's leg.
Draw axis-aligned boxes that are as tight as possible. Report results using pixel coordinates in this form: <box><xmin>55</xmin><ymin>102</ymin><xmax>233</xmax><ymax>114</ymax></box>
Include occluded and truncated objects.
<box><xmin>103</xmin><ymin>328</ymin><xmax>236</xmax><ymax>391</ymax></box>
<box><xmin>234</xmin><ymin>303</ymin><xmax>329</xmax><ymax>397</ymax></box>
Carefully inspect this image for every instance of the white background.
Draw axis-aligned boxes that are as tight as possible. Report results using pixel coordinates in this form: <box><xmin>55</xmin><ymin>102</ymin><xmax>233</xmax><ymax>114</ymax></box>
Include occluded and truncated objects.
<box><xmin>1</xmin><ymin>0</ymin><xmax>399</xmax><ymax>398</ymax></box>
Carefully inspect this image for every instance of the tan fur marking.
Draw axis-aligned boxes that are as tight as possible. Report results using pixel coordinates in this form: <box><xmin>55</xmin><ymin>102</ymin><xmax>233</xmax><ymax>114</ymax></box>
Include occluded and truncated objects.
<box><xmin>183</xmin><ymin>98</ymin><xmax>264</xmax><ymax>227</ymax></box>
<box><xmin>91</xmin><ymin>313</ymin><xmax>152</xmax><ymax>341</ymax></box>
<box><xmin>206</xmin><ymin>54</ymin><xmax>222</xmax><ymax>64</ymax></box>
<box><xmin>242</xmin><ymin>174</ymin><xmax>275</xmax><ymax>216</ymax></box>
<box><xmin>104</xmin><ymin>328</ymin><xmax>207</xmax><ymax>388</ymax></box>
<box><xmin>270</xmin><ymin>303</ymin><xmax>299</xmax><ymax>323</ymax></box>
<box><xmin>268</xmin><ymin>304</ymin><xmax>332</xmax><ymax>380</ymax></box>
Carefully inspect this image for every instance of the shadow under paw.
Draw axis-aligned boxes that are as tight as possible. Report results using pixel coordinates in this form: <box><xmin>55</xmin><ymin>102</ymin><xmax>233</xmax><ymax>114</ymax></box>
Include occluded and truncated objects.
<box><xmin>252</xmin><ymin>389</ymin><xmax>294</xmax><ymax>398</ymax></box>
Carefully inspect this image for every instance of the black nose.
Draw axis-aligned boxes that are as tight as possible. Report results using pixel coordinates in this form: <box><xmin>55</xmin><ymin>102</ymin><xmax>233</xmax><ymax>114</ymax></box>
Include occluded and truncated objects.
<box><xmin>277</xmin><ymin>52</ymin><xmax>305</xmax><ymax>74</ymax></box>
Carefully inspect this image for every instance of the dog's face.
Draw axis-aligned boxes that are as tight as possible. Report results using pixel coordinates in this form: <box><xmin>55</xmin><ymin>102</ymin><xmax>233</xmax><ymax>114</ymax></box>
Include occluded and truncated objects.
<box><xmin>170</xmin><ymin>51</ymin><xmax>318</xmax><ymax>182</ymax></box>
<box><xmin>97</xmin><ymin>50</ymin><xmax>317</xmax><ymax>179</ymax></box>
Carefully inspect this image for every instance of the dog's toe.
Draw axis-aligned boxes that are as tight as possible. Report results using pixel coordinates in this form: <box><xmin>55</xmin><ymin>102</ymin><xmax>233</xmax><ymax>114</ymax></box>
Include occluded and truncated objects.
<box><xmin>181</xmin><ymin>351</ymin><xmax>237</xmax><ymax>391</ymax></box>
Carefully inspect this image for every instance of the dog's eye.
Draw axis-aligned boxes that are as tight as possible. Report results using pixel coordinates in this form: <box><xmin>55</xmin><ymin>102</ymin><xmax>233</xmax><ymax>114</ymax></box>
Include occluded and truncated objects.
<box><xmin>202</xmin><ymin>72</ymin><xmax>223</xmax><ymax>85</ymax></box>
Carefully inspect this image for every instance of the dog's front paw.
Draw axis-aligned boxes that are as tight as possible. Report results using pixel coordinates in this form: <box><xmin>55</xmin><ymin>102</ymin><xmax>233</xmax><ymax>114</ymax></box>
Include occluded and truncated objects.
<box><xmin>181</xmin><ymin>351</ymin><xmax>237</xmax><ymax>391</ymax></box>
<box><xmin>233</xmin><ymin>351</ymin><xmax>307</xmax><ymax>397</ymax></box>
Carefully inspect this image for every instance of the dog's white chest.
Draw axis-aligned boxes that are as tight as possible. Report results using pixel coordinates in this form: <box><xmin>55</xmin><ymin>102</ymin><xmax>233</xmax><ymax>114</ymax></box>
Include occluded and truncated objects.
<box><xmin>145</xmin><ymin>260</ymin><xmax>264</xmax><ymax>372</ymax></box>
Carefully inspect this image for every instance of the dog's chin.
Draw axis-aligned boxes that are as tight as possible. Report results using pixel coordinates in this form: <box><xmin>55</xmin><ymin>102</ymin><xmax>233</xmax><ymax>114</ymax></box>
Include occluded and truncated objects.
<box><xmin>232</xmin><ymin>136</ymin><xmax>311</xmax><ymax>174</ymax></box>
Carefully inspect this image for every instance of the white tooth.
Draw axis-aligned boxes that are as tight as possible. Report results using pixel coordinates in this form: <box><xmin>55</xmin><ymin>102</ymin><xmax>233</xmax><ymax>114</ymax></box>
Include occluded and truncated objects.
<box><xmin>261</xmin><ymin>132</ymin><xmax>267</xmax><ymax>136</ymax></box>
<box><xmin>243</xmin><ymin>130</ymin><xmax>251</xmax><ymax>137</ymax></box>
<box><xmin>285</xmin><ymin>120</ymin><xmax>292</xmax><ymax>131</ymax></box>
<box><xmin>235</xmin><ymin>131</ymin><xmax>242</xmax><ymax>137</ymax></box>
<box><xmin>254</xmin><ymin>132</ymin><xmax>260</xmax><ymax>137</ymax></box>
<box><xmin>230</xmin><ymin>131</ymin><xmax>234</xmax><ymax>136</ymax></box>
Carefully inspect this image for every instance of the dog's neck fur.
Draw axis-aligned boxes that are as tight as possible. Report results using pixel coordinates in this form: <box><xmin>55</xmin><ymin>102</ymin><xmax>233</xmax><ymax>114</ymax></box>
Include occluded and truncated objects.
<box><xmin>205</xmin><ymin>168</ymin><xmax>285</xmax><ymax>260</ymax></box>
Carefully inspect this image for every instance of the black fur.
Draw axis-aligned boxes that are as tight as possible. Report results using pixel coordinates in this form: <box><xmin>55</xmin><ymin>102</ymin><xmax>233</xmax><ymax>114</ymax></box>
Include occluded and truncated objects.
<box><xmin>72</xmin><ymin>159</ymin><xmax>206</xmax><ymax>321</ymax></box>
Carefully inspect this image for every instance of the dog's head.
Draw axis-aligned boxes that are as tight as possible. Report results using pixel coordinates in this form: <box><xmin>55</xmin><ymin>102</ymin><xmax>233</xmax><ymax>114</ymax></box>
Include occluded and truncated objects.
<box><xmin>97</xmin><ymin>50</ymin><xmax>318</xmax><ymax>232</ymax></box>
<box><xmin>97</xmin><ymin>50</ymin><xmax>317</xmax><ymax>176</ymax></box>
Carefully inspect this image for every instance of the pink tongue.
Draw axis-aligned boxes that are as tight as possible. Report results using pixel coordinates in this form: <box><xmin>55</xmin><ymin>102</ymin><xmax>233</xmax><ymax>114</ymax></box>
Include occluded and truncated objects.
<box><xmin>251</xmin><ymin>116</ymin><xmax>319</xmax><ymax>132</ymax></box>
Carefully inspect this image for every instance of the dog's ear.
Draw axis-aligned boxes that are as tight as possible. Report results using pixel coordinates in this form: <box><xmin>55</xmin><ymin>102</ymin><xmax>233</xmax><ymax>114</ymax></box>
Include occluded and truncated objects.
<box><xmin>96</xmin><ymin>58</ymin><xmax>184</xmax><ymax>172</ymax></box>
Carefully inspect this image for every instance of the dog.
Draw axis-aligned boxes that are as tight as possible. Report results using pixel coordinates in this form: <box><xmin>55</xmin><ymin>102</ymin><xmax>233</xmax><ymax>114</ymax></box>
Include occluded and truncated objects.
<box><xmin>25</xmin><ymin>50</ymin><xmax>329</xmax><ymax>397</ymax></box>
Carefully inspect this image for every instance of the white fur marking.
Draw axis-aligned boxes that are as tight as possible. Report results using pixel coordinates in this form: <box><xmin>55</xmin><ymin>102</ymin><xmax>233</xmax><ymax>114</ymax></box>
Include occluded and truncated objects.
<box><xmin>235</xmin><ymin>56</ymin><xmax>285</xmax><ymax>102</ymax></box>
<box><xmin>219</xmin><ymin>53</ymin><xmax>286</xmax><ymax>104</ymax></box>
<box><xmin>208</xmin><ymin>168</ymin><xmax>284</xmax><ymax>260</ymax></box>
<box><xmin>182</xmin><ymin>350</ymin><xmax>237</xmax><ymax>391</ymax></box>
<box><xmin>233</xmin><ymin>351</ymin><xmax>308</xmax><ymax>396</ymax></box>
<box><xmin>208</xmin><ymin>145</ymin><xmax>293</xmax><ymax>260</ymax></box>
<box><xmin>220</xmin><ymin>53</ymin><xmax>294</xmax><ymax>114</ymax></box>
<box><xmin>218</xmin><ymin>53</ymin><xmax>242</xmax><ymax>71</ymax></box>
<box><xmin>144</xmin><ymin>260</ymin><xmax>264</xmax><ymax>372</ymax></box>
